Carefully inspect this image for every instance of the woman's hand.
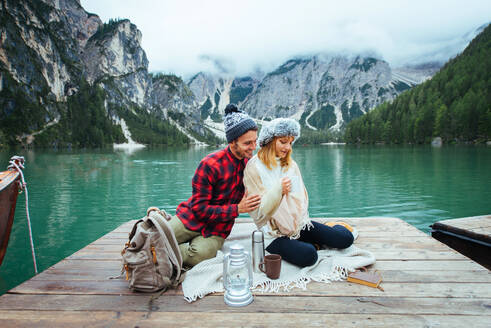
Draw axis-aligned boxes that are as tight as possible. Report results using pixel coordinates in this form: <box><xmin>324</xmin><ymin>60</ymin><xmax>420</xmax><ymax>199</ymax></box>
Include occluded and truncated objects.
<box><xmin>238</xmin><ymin>190</ymin><xmax>262</xmax><ymax>213</ymax></box>
<box><xmin>281</xmin><ymin>177</ymin><xmax>292</xmax><ymax>195</ymax></box>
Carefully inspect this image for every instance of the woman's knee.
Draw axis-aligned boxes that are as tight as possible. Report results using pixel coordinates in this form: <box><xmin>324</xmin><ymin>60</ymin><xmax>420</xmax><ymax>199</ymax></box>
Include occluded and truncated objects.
<box><xmin>294</xmin><ymin>245</ymin><xmax>318</xmax><ymax>267</ymax></box>
<box><xmin>335</xmin><ymin>226</ymin><xmax>354</xmax><ymax>248</ymax></box>
<box><xmin>266</xmin><ymin>238</ymin><xmax>318</xmax><ymax>267</ymax></box>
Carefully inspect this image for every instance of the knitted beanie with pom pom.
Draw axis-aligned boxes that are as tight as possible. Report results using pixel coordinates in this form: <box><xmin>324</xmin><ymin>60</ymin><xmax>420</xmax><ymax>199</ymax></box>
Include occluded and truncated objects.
<box><xmin>223</xmin><ymin>104</ymin><xmax>257</xmax><ymax>143</ymax></box>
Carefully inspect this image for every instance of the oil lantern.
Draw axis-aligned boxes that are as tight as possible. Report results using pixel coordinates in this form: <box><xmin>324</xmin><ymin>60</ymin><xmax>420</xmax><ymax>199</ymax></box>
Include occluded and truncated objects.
<box><xmin>223</xmin><ymin>244</ymin><xmax>253</xmax><ymax>307</ymax></box>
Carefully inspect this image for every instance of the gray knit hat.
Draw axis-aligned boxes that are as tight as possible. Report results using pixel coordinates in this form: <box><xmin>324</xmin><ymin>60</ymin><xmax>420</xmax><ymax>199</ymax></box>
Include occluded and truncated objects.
<box><xmin>224</xmin><ymin>104</ymin><xmax>257</xmax><ymax>143</ymax></box>
<box><xmin>258</xmin><ymin>118</ymin><xmax>301</xmax><ymax>147</ymax></box>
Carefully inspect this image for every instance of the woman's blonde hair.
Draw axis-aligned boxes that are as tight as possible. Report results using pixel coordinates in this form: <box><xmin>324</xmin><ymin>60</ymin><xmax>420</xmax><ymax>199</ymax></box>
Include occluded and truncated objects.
<box><xmin>257</xmin><ymin>136</ymin><xmax>294</xmax><ymax>170</ymax></box>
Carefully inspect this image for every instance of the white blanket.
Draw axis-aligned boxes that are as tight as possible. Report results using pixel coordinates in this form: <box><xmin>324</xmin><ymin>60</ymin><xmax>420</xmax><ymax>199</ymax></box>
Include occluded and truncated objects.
<box><xmin>182</xmin><ymin>221</ymin><xmax>375</xmax><ymax>302</ymax></box>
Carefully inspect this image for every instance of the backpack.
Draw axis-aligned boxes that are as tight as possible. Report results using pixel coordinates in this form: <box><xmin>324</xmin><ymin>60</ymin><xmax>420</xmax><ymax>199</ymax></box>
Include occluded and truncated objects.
<box><xmin>121</xmin><ymin>207</ymin><xmax>183</xmax><ymax>292</ymax></box>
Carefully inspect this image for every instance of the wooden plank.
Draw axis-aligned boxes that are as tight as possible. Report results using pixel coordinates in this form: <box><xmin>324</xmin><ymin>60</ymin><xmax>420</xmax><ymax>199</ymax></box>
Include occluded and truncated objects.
<box><xmin>371</xmin><ymin>259</ymin><xmax>487</xmax><ymax>271</ymax></box>
<box><xmin>435</xmin><ymin>215</ymin><xmax>491</xmax><ymax>231</ymax></box>
<box><xmin>66</xmin><ymin>248</ymin><xmax>467</xmax><ymax>261</ymax></box>
<box><xmin>42</xmin><ymin>257</ymin><xmax>487</xmax><ymax>273</ymax></box>
<box><xmin>109</xmin><ymin>217</ymin><xmax>417</xmax><ymax>234</ymax></box>
<box><xmin>83</xmin><ymin>236</ymin><xmax>451</xmax><ymax>251</ymax></box>
<box><xmin>0</xmin><ymin>294</ymin><xmax>489</xmax><ymax>315</ymax></box>
<box><xmin>9</xmin><ymin>278</ymin><xmax>491</xmax><ymax>299</ymax></box>
<box><xmin>80</xmin><ymin>240</ymin><xmax>450</xmax><ymax>252</ymax></box>
<box><xmin>7</xmin><ymin>279</ymin><xmax>180</xmax><ymax>296</ymax></box>
<box><xmin>73</xmin><ymin>239</ymin><xmax>454</xmax><ymax>253</ymax></box>
<box><xmin>0</xmin><ymin>311</ymin><xmax>489</xmax><ymax>328</ymax></box>
<box><xmin>29</xmin><ymin>268</ymin><xmax>491</xmax><ymax>284</ymax></box>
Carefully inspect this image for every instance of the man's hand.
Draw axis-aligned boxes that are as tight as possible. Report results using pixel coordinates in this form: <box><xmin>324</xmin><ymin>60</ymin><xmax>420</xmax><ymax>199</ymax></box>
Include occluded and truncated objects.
<box><xmin>281</xmin><ymin>177</ymin><xmax>292</xmax><ymax>195</ymax></box>
<box><xmin>238</xmin><ymin>190</ymin><xmax>261</xmax><ymax>213</ymax></box>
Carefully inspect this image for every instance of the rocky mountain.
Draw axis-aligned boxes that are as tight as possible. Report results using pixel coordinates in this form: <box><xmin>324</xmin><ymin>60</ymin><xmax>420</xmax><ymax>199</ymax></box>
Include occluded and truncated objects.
<box><xmin>81</xmin><ymin>19</ymin><xmax>150</xmax><ymax>106</ymax></box>
<box><xmin>0</xmin><ymin>0</ymin><xmax>94</xmax><ymax>121</ymax></box>
<box><xmin>188</xmin><ymin>73</ymin><xmax>261</xmax><ymax>117</ymax></box>
<box><xmin>81</xmin><ymin>18</ymin><xmax>206</xmax><ymax>137</ymax></box>
<box><xmin>241</xmin><ymin>55</ymin><xmax>440</xmax><ymax>131</ymax></box>
<box><xmin>187</xmin><ymin>56</ymin><xmax>439</xmax><ymax>135</ymax></box>
<box><xmin>0</xmin><ymin>0</ymin><xmax>212</xmax><ymax>147</ymax></box>
<box><xmin>186</xmin><ymin>72</ymin><xmax>262</xmax><ymax>139</ymax></box>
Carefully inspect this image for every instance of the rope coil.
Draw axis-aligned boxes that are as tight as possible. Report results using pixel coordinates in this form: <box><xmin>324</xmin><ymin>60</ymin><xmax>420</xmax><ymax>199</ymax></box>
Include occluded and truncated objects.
<box><xmin>8</xmin><ymin>156</ymin><xmax>38</xmax><ymax>274</ymax></box>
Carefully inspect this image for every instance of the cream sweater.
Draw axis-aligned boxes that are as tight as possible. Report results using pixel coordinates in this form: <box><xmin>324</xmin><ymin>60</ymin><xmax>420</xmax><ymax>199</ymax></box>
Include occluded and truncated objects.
<box><xmin>243</xmin><ymin>155</ymin><xmax>311</xmax><ymax>238</ymax></box>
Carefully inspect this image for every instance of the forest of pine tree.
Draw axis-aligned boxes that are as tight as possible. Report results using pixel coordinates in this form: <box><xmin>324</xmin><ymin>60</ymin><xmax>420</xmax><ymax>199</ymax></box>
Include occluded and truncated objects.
<box><xmin>344</xmin><ymin>24</ymin><xmax>491</xmax><ymax>144</ymax></box>
<box><xmin>32</xmin><ymin>80</ymin><xmax>126</xmax><ymax>148</ymax></box>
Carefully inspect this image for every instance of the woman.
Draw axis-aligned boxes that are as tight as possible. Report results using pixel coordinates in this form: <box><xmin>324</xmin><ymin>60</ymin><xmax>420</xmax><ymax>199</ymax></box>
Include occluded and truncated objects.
<box><xmin>244</xmin><ymin>118</ymin><xmax>354</xmax><ymax>268</ymax></box>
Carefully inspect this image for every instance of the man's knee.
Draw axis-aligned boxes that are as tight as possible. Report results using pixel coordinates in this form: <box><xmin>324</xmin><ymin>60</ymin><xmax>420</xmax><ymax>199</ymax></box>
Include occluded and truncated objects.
<box><xmin>185</xmin><ymin>244</ymin><xmax>218</xmax><ymax>266</ymax></box>
<box><xmin>182</xmin><ymin>236</ymin><xmax>224</xmax><ymax>267</ymax></box>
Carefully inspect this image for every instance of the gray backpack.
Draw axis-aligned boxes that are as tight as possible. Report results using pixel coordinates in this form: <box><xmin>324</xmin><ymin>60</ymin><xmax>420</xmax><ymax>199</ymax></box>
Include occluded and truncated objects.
<box><xmin>121</xmin><ymin>208</ymin><xmax>183</xmax><ymax>292</ymax></box>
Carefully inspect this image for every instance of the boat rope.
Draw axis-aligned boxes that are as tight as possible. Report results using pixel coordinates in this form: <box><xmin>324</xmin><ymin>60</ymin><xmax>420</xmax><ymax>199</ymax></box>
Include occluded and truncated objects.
<box><xmin>8</xmin><ymin>156</ymin><xmax>38</xmax><ymax>274</ymax></box>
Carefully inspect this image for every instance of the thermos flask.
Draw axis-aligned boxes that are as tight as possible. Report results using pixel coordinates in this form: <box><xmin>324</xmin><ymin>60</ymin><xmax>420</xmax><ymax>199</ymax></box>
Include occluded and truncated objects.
<box><xmin>251</xmin><ymin>230</ymin><xmax>265</xmax><ymax>273</ymax></box>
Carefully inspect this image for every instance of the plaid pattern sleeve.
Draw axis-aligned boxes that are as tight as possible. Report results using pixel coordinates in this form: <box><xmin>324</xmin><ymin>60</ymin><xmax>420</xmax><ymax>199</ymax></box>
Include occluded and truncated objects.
<box><xmin>176</xmin><ymin>147</ymin><xmax>246</xmax><ymax>238</ymax></box>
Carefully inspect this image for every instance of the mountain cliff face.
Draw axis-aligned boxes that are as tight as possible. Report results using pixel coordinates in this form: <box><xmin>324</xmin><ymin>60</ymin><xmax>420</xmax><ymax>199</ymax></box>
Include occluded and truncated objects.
<box><xmin>81</xmin><ymin>19</ymin><xmax>149</xmax><ymax>106</ymax></box>
<box><xmin>0</xmin><ymin>0</ymin><xmax>208</xmax><ymax>146</ymax></box>
<box><xmin>1</xmin><ymin>0</ymin><xmax>86</xmax><ymax>104</ymax></box>
<box><xmin>0</xmin><ymin>0</ymin><xmax>97</xmax><ymax>144</ymax></box>
<box><xmin>188</xmin><ymin>73</ymin><xmax>261</xmax><ymax>119</ymax></box>
<box><xmin>240</xmin><ymin>55</ymin><xmax>437</xmax><ymax>130</ymax></box>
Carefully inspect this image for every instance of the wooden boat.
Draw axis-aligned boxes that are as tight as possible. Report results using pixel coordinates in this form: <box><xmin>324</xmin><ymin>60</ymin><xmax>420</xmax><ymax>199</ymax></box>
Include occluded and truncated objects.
<box><xmin>0</xmin><ymin>163</ymin><xmax>21</xmax><ymax>267</ymax></box>
<box><xmin>431</xmin><ymin>215</ymin><xmax>491</xmax><ymax>270</ymax></box>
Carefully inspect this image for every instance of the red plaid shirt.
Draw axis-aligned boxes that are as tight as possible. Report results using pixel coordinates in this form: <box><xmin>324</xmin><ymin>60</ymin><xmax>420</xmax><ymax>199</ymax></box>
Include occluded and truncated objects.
<box><xmin>176</xmin><ymin>146</ymin><xmax>247</xmax><ymax>238</ymax></box>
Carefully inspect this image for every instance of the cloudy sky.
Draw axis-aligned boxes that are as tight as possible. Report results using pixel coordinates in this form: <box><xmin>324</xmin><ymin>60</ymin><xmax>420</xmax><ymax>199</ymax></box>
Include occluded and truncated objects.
<box><xmin>81</xmin><ymin>0</ymin><xmax>490</xmax><ymax>78</ymax></box>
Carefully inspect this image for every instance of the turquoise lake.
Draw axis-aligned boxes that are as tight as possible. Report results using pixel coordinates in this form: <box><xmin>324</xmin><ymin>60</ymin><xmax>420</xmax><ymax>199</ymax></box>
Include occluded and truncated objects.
<box><xmin>0</xmin><ymin>145</ymin><xmax>490</xmax><ymax>295</ymax></box>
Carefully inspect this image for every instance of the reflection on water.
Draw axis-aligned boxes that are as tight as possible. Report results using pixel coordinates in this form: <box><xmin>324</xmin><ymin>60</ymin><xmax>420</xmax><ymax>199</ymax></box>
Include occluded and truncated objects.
<box><xmin>0</xmin><ymin>145</ymin><xmax>490</xmax><ymax>295</ymax></box>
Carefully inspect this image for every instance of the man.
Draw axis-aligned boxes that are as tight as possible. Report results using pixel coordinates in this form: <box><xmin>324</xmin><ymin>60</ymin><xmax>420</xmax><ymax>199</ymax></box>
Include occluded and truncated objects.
<box><xmin>168</xmin><ymin>104</ymin><xmax>261</xmax><ymax>268</ymax></box>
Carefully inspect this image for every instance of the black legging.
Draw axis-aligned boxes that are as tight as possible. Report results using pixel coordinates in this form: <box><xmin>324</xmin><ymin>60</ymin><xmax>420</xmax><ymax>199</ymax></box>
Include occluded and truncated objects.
<box><xmin>265</xmin><ymin>221</ymin><xmax>354</xmax><ymax>267</ymax></box>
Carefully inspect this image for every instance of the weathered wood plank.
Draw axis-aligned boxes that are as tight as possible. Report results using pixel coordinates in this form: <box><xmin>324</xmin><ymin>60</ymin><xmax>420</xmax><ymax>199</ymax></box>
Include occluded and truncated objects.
<box><xmin>0</xmin><ymin>294</ymin><xmax>489</xmax><ymax>315</ymax></box>
<box><xmin>434</xmin><ymin>215</ymin><xmax>491</xmax><ymax>231</ymax></box>
<box><xmin>43</xmin><ymin>257</ymin><xmax>488</xmax><ymax>273</ymax></box>
<box><xmin>29</xmin><ymin>268</ymin><xmax>491</xmax><ymax>284</ymax></box>
<box><xmin>0</xmin><ymin>311</ymin><xmax>489</xmax><ymax>328</ymax></box>
<box><xmin>81</xmin><ymin>237</ymin><xmax>452</xmax><ymax>251</ymax></box>
<box><xmin>109</xmin><ymin>217</ymin><xmax>417</xmax><ymax>233</ymax></box>
<box><xmin>7</xmin><ymin>279</ymin><xmax>181</xmax><ymax>296</ymax></box>
<box><xmin>370</xmin><ymin>259</ymin><xmax>487</xmax><ymax>270</ymax></box>
<box><xmin>2</xmin><ymin>217</ymin><xmax>491</xmax><ymax>328</ymax></box>
<box><xmin>9</xmin><ymin>278</ymin><xmax>491</xmax><ymax>299</ymax></box>
<box><xmin>66</xmin><ymin>248</ymin><xmax>467</xmax><ymax>261</ymax></box>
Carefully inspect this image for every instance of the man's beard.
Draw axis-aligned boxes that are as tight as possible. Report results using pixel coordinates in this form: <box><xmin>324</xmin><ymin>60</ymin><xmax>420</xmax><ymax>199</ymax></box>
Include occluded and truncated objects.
<box><xmin>231</xmin><ymin>143</ymin><xmax>251</xmax><ymax>159</ymax></box>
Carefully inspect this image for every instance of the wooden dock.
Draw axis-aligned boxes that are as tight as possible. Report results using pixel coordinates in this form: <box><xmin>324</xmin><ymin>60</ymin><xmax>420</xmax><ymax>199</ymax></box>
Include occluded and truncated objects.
<box><xmin>0</xmin><ymin>217</ymin><xmax>490</xmax><ymax>327</ymax></box>
<box><xmin>431</xmin><ymin>215</ymin><xmax>491</xmax><ymax>270</ymax></box>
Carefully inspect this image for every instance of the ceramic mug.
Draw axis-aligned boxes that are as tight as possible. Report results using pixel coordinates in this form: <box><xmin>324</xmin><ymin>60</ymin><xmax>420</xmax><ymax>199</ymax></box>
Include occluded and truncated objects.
<box><xmin>259</xmin><ymin>254</ymin><xmax>282</xmax><ymax>279</ymax></box>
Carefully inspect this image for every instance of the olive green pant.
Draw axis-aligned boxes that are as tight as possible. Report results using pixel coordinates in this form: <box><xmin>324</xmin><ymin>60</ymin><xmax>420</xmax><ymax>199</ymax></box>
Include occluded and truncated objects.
<box><xmin>168</xmin><ymin>215</ymin><xmax>224</xmax><ymax>268</ymax></box>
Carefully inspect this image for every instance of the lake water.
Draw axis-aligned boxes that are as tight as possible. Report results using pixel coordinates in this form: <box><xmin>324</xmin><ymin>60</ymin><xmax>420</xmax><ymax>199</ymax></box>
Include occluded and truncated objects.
<box><xmin>0</xmin><ymin>145</ymin><xmax>490</xmax><ymax>295</ymax></box>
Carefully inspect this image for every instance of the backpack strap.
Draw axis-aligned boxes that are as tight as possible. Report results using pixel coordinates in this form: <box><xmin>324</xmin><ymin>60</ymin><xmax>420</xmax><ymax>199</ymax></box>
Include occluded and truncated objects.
<box><xmin>128</xmin><ymin>219</ymin><xmax>144</xmax><ymax>242</ymax></box>
<box><xmin>146</xmin><ymin>211</ymin><xmax>183</xmax><ymax>284</ymax></box>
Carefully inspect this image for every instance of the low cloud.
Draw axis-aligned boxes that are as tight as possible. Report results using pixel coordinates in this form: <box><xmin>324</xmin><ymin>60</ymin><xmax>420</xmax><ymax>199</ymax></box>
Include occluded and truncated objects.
<box><xmin>82</xmin><ymin>0</ymin><xmax>490</xmax><ymax>77</ymax></box>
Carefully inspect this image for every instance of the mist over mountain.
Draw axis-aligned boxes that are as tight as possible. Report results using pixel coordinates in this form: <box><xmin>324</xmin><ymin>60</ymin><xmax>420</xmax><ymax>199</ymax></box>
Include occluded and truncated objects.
<box><xmin>345</xmin><ymin>23</ymin><xmax>491</xmax><ymax>144</ymax></box>
<box><xmin>0</xmin><ymin>0</ymin><xmax>486</xmax><ymax>147</ymax></box>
